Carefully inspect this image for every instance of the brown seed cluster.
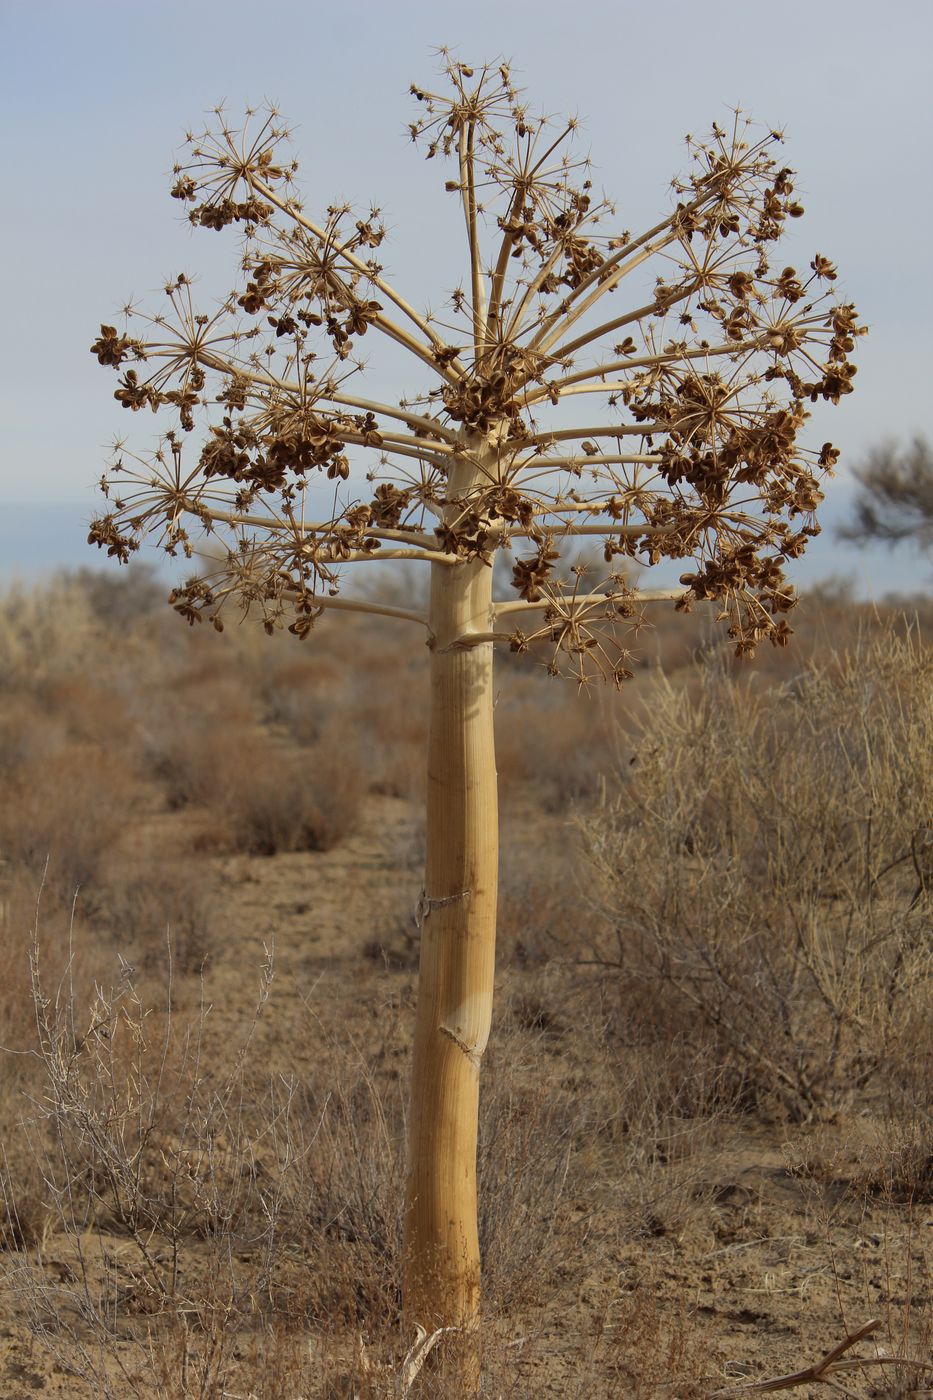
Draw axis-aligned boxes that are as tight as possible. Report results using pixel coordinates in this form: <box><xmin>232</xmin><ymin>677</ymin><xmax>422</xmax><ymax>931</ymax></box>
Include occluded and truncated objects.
<box><xmin>90</xmin><ymin>59</ymin><xmax>863</xmax><ymax>678</ymax></box>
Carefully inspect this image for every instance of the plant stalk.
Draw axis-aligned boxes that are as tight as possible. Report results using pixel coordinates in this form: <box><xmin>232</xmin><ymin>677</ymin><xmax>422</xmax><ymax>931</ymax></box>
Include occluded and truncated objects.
<box><xmin>403</xmin><ymin>546</ymin><xmax>498</xmax><ymax>1387</ymax></box>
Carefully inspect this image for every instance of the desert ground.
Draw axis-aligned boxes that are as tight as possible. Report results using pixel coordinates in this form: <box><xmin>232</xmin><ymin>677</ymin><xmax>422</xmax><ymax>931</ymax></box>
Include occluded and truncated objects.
<box><xmin>0</xmin><ymin>568</ymin><xmax>929</xmax><ymax>1397</ymax></box>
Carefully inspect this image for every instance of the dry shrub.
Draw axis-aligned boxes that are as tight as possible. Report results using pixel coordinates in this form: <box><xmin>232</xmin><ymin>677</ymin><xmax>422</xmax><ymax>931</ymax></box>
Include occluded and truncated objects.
<box><xmin>283</xmin><ymin>1046</ymin><xmax>406</xmax><ymax>1327</ymax></box>
<box><xmin>10</xmin><ymin>965</ymin><xmax>667</xmax><ymax>1379</ymax></box>
<box><xmin>496</xmin><ymin>830</ymin><xmax>604</xmax><ymax>965</ymax></box>
<box><xmin>576</xmin><ymin>1037</ymin><xmax>729</xmax><ymax>1241</ymax></box>
<box><xmin>581</xmin><ymin>624</ymin><xmax>933</xmax><ymax>1120</ymax></box>
<box><xmin>172</xmin><ymin>662</ymin><xmax>259</xmax><ymax>724</ymax></box>
<box><xmin>140</xmin><ymin>701</ymin><xmax>234</xmax><ymax>808</ymax></box>
<box><xmin>483</xmin><ymin>973</ymin><xmax>728</xmax><ymax>1286</ymax></box>
<box><xmin>101</xmin><ymin>860</ymin><xmax>219</xmax><ymax>975</ymax></box>
<box><xmin>0</xmin><ymin>695</ymin><xmax>69</xmax><ymax>778</ymax></box>
<box><xmin>68</xmin><ymin>563</ymin><xmax>165</xmax><ymax>629</ymax></box>
<box><xmin>849</xmin><ymin>1113</ymin><xmax>933</xmax><ymax>1207</ymax></box>
<box><xmin>0</xmin><ymin>745</ymin><xmax>138</xmax><ymax>904</ymax></box>
<box><xmin>1</xmin><ymin>939</ymin><xmax>51</xmax><ymax>1249</ymax></box>
<box><xmin>138</xmin><ymin>669</ymin><xmax>258</xmax><ymax>807</ymax></box>
<box><xmin>641</xmin><ymin>582</ymin><xmax>933</xmax><ymax>692</ymax></box>
<box><xmin>257</xmin><ymin>653</ymin><xmax>344</xmax><ymax>743</ymax></box>
<box><xmin>246</xmin><ymin>614</ymin><xmax>427</xmax><ymax>798</ymax></box>
<box><xmin>477</xmin><ymin>1028</ymin><xmax>580</xmax><ymax>1306</ymax></box>
<box><xmin>36</xmin><ymin>674</ymin><xmax>134</xmax><ymax>750</ymax></box>
<box><xmin>3</xmin><ymin>956</ymin><xmax>411</xmax><ymax>1393</ymax></box>
<box><xmin>201</xmin><ymin>725</ymin><xmax>364</xmax><ymax>855</ymax></box>
<box><xmin>496</xmin><ymin>966</ymin><xmax>727</xmax><ymax>1245</ymax></box>
<box><xmin>202</xmin><ymin>734</ymin><xmax>319</xmax><ymax>854</ymax></box>
<box><xmin>0</xmin><ymin>910</ymin><xmax>743</xmax><ymax>1396</ymax></box>
<box><xmin>300</xmin><ymin>720</ymin><xmax>367</xmax><ymax>848</ymax></box>
<box><xmin>0</xmin><ymin>579</ymin><xmax>101</xmax><ymax>689</ymax></box>
<box><xmin>262</xmin><ymin>610</ymin><xmax>429</xmax><ymax>799</ymax></box>
<box><xmin>0</xmin><ymin>878</ymin><xmax>97</xmax><ymax>1250</ymax></box>
<box><xmin>139</xmin><ymin>686</ymin><xmax>364</xmax><ymax>853</ymax></box>
<box><xmin>496</xmin><ymin>665</ymin><xmax>614</xmax><ymax>810</ymax></box>
<box><xmin>345</xmin><ymin>687</ymin><xmax>427</xmax><ymax>801</ymax></box>
<box><xmin>2</xmin><ymin>943</ymin><xmax>334</xmax><ymax>1394</ymax></box>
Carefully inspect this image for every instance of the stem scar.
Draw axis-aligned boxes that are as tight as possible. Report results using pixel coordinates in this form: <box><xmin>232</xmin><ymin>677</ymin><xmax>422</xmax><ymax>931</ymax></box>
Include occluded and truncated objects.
<box><xmin>414</xmin><ymin>888</ymin><xmax>472</xmax><ymax>930</ymax></box>
<box><xmin>438</xmin><ymin>1024</ymin><xmax>482</xmax><ymax>1069</ymax></box>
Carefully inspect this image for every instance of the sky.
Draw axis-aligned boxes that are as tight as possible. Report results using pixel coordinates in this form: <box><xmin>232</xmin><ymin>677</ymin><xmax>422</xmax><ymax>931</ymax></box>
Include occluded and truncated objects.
<box><xmin>2</xmin><ymin>0</ymin><xmax>931</xmax><ymax>595</ymax></box>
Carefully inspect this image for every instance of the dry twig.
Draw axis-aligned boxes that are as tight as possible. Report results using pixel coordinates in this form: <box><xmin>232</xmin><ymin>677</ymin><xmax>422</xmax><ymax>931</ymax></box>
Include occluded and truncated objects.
<box><xmin>711</xmin><ymin>1318</ymin><xmax>933</xmax><ymax>1394</ymax></box>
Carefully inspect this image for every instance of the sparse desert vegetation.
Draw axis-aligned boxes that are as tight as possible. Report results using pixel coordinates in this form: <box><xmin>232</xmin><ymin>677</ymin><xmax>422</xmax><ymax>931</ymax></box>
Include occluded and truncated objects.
<box><xmin>0</xmin><ymin>567</ymin><xmax>930</xmax><ymax>1396</ymax></box>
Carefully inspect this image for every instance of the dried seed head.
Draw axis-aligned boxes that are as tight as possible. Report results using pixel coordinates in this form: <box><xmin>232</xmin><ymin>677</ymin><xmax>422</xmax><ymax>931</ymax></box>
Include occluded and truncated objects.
<box><xmin>91</xmin><ymin>64</ymin><xmax>862</xmax><ymax>678</ymax></box>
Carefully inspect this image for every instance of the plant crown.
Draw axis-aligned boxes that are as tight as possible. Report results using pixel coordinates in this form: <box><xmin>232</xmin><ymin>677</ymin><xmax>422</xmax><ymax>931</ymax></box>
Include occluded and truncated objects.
<box><xmin>90</xmin><ymin>55</ymin><xmax>864</xmax><ymax>683</ymax></box>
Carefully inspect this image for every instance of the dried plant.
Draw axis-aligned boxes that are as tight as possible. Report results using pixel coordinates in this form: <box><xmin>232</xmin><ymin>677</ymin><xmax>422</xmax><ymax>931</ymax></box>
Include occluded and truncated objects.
<box><xmin>90</xmin><ymin>59</ymin><xmax>863</xmax><ymax>671</ymax></box>
<box><xmin>580</xmin><ymin>625</ymin><xmax>932</xmax><ymax>1120</ymax></box>
<box><xmin>8</xmin><ymin>928</ymin><xmax>338</xmax><ymax>1397</ymax></box>
<box><xmin>89</xmin><ymin>52</ymin><xmax>862</xmax><ymax>1385</ymax></box>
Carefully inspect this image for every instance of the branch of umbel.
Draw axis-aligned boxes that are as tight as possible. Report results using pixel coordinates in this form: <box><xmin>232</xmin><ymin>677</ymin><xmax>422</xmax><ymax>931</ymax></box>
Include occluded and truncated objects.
<box><xmin>90</xmin><ymin>58</ymin><xmax>864</xmax><ymax>683</ymax></box>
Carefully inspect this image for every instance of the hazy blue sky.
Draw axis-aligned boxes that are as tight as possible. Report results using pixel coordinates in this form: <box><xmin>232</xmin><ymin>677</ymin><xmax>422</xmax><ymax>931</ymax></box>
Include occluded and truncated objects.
<box><xmin>2</xmin><ymin>0</ymin><xmax>931</xmax><ymax>593</ymax></box>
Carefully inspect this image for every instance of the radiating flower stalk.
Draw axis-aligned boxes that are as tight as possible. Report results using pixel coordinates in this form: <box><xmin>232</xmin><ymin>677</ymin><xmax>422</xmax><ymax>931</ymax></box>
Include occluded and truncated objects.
<box><xmin>90</xmin><ymin>53</ymin><xmax>863</xmax><ymax>1388</ymax></box>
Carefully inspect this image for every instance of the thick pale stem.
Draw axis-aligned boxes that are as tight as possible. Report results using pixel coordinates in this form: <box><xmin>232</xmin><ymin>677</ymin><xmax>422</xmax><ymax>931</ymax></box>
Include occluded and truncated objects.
<box><xmin>403</xmin><ymin>551</ymin><xmax>498</xmax><ymax>1377</ymax></box>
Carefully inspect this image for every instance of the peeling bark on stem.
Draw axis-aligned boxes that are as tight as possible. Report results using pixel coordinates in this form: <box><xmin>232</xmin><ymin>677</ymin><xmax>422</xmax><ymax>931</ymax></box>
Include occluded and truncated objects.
<box><xmin>403</xmin><ymin>549</ymin><xmax>498</xmax><ymax>1387</ymax></box>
